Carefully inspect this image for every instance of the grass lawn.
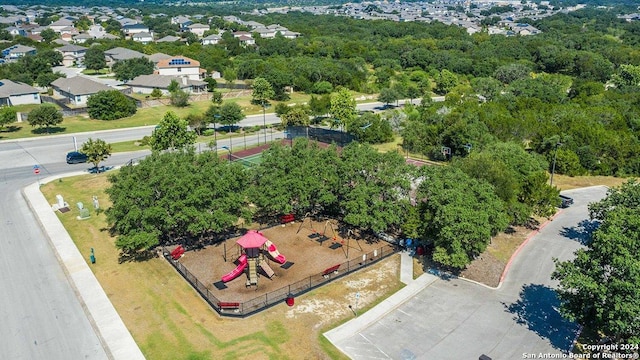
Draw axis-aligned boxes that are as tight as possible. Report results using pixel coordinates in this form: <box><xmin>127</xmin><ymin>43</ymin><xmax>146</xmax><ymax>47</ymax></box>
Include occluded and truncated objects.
<box><xmin>41</xmin><ymin>173</ymin><xmax>402</xmax><ymax>360</ymax></box>
<box><xmin>551</xmin><ymin>174</ymin><xmax>629</xmax><ymax>190</ymax></box>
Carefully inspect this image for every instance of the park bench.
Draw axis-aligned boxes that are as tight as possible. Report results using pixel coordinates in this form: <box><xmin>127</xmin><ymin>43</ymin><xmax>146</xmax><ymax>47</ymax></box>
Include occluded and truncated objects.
<box><xmin>217</xmin><ymin>302</ymin><xmax>240</xmax><ymax>311</ymax></box>
<box><xmin>170</xmin><ymin>245</ymin><xmax>185</xmax><ymax>260</ymax></box>
<box><xmin>322</xmin><ymin>264</ymin><xmax>341</xmax><ymax>278</ymax></box>
<box><xmin>280</xmin><ymin>214</ymin><xmax>295</xmax><ymax>224</ymax></box>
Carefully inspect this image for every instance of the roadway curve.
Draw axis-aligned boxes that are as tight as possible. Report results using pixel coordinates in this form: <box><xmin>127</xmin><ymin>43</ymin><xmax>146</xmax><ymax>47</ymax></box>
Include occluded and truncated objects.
<box><xmin>327</xmin><ymin>186</ymin><xmax>608</xmax><ymax>359</ymax></box>
<box><xmin>0</xmin><ymin>98</ymin><xmax>439</xmax><ymax>358</ymax></box>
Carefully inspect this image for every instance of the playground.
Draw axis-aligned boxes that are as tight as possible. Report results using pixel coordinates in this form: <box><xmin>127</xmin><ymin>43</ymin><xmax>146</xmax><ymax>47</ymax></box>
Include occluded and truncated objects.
<box><xmin>174</xmin><ymin>217</ymin><xmax>391</xmax><ymax>305</ymax></box>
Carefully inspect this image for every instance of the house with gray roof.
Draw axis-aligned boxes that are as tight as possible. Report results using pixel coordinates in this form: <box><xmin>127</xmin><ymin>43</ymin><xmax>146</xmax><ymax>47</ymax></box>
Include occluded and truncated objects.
<box><xmin>0</xmin><ymin>79</ymin><xmax>41</xmax><ymax>106</ymax></box>
<box><xmin>48</xmin><ymin>18</ymin><xmax>75</xmax><ymax>33</ymax></box>
<box><xmin>147</xmin><ymin>52</ymin><xmax>172</xmax><ymax>64</ymax></box>
<box><xmin>132</xmin><ymin>32</ymin><xmax>153</xmax><ymax>44</ymax></box>
<box><xmin>126</xmin><ymin>74</ymin><xmax>207</xmax><ymax>95</ymax></box>
<box><xmin>55</xmin><ymin>44</ymin><xmax>87</xmax><ymax>67</ymax></box>
<box><xmin>2</xmin><ymin>44</ymin><xmax>36</xmax><ymax>61</ymax></box>
<box><xmin>50</xmin><ymin>77</ymin><xmax>112</xmax><ymax>106</ymax></box>
<box><xmin>156</xmin><ymin>35</ymin><xmax>181</xmax><ymax>43</ymax></box>
<box><xmin>201</xmin><ymin>34</ymin><xmax>221</xmax><ymax>45</ymax></box>
<box><xmin>104</xmin><ymin>47</ymin><xmax>146</xmax><ymax>67</ymax></box>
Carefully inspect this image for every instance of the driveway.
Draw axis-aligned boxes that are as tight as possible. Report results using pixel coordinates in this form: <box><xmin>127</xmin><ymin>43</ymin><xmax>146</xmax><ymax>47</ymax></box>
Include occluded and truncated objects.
<box><xmin>327</xmin><ymin>186</ymin><xmax>608</xmax><ymax>359</ymax></box>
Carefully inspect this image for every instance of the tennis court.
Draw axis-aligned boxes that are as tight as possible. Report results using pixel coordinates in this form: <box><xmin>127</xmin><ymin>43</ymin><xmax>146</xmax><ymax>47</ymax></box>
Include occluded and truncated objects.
<box><xmin>230</xmin><ymin>152</ymin><xmax>263</xmax><ymax>168</ymax></box>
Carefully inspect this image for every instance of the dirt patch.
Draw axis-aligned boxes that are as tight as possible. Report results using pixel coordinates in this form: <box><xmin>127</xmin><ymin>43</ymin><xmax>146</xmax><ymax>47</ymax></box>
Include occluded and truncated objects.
<box><xmin>177</xmin><ymin>218</ymin><xmax>392</xmax><ymax>305</ymax></box>
<box><xmin>460</xmin><ymin>225</ymin><xmax>534</xmax><ymax>287</ymax></box>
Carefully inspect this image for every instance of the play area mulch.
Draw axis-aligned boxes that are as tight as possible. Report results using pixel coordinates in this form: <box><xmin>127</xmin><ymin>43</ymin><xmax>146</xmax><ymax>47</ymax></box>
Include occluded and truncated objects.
<box><xmin>176</xmin><ymin>218</ymin><xmax>388</xmax><ymax>304</ymax></box>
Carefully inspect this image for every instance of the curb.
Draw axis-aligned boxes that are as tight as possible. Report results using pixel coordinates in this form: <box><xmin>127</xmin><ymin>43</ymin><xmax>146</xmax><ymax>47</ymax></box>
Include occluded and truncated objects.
<box><xmin>496</xmin><ymin>209</ymin><xmax>563</xmax><ymax>288</ymax></box>
<box><xmin>22</xmin><ymin>175</ymin><xmax>145</xmax><ymax>360</ymax></box>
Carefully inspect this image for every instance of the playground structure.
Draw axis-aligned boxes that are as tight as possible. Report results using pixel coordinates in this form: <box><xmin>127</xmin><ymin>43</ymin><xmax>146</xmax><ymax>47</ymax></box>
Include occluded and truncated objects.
<box><xmin>221</xmin><ymin>230</ymin><xmax>287</xmax><ymax>287</ymax></box>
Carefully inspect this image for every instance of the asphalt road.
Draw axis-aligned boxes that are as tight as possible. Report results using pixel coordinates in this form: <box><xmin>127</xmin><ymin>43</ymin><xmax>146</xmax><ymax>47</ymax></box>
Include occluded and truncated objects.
<box><xmin>0</xmin><ymin>95</ymin><xmax>443</xmax><ymax>358</ymax></box>
<box><xmin>330</xmin><ymin>186</ymin><xmax>608</xmax><ymax>360</ymax></box>
<box><xmin>0</xmin><ymin>173</ymin><xmax>108</xmax><ymax>359</ymax></box>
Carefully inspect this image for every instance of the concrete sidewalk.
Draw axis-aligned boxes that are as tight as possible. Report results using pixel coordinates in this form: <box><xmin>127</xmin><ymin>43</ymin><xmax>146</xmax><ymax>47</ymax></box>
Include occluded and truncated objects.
<box><xmin>324</xmin><ymin>251</ymin><xmax>437</xmax><ymax>344</ymax></box>
<box><xmin>23</xmin><ymin>176</ymin><xmax>145</xmax><ymax>360</ymax></box>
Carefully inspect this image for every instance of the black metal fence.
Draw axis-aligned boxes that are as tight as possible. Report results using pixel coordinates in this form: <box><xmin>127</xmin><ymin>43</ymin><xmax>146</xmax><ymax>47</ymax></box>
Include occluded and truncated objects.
<box><xmin>163</xmin><ymin>241</ymin><xmax>398</xmax><ymax>317</ymax></box>
<box><xmin>285</xmin><ymin>126</ymin><xmax>356</xmax><ymax>147</ymax></box>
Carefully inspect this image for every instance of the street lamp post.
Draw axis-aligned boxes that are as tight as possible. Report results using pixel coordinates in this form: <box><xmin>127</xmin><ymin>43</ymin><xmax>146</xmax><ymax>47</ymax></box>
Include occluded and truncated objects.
<box><xmin>262</xmin><ymin>100</ymin><xmax>267</xmax><ymax>145</ymax></box>
<box><xmin>550</xmin><ymin>142</ymin><xmax>562</xmax><ymax>187</ymax></box>
<box><xmin>221</xmin><ymin>146</ymin><xmax>231</xmax><ymax>163</ymax></box>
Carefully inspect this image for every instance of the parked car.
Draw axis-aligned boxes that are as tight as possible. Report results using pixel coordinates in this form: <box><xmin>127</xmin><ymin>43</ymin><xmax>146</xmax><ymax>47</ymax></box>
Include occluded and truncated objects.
<box><xmin>66</xmin><ymin>151</ymin><xmax>88</xmax><ymax>164</ymax></box>
<box><xmin>559</xmin><ymin>194</ymin><xmax>574</xmax><ymax>208</ymax></box>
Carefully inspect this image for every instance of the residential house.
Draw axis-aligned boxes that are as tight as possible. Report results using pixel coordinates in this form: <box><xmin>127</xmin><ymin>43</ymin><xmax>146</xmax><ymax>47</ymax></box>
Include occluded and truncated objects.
<box><xmin>2</xmin><ymin>45</ymin><xmax>36</xmax><ymax>61</ymax></box>
<box><xmin>0</xmin><ymin>79</ymin><xmax>41</xmax><ymax>106</ymax></box>
<box><xmin>187</xmin><ymin>23</ymin><xmax>209</xmax><ymax>37</ymax></box>
<box><xmin>201</xmin><ymin>34</ymin><xmax>221</xmax><ymax>45</ymax></box>
<box><xmin>254</xmin><ymin>27</ymin><xmax>276</xmax><ymax>38</ymax></box>
<box><xmin>282</xmin><ymin>31</ymin><xmax>301</xmax><ymax>39</ymax></box>
<box><xmin>156</xmin><ymin>35</ymin><xmax>181</xmax><ymax>43</ymax></box>
<box><xmin>5</xmin><ymin>26</ymin><xmax>26</xmax><ymax>37</ymax></box>
<box><xmin>104</xmin><ymin>47</ymin><xmax>146</xmax><ymax>67</ymax></box>
<box><xmin>122</xmin><ymin>23</ymin><xmax>149</xmax><ymax>38</ymax></box>
<box><xmin>50</xmin><ymin>76</ymin><xmax>112</xmax><ymax>106</ymax></box>
<box><xmin>55</xmin><ymin>44</ymin><xmax>87</xmax><ymax>67</ymax></box>
<box><xmin>73</xmin><ymin>33</ymin><xmax>93</xmax><ymax>44</ymax></box>
<box><xmin>147</xmin><ymin>52</ymin><xmax>172</xmax><ymax>65</ymax></box>
<box><xmin>237</xmin><ymin>35</ymin><xmax>255</xmax><ymax>46</ymax></box>
<box><xmin>132</xmin><ymin>32</ymin><xmax>153</xmax><ymax>44</ymax></box>
<box><xmin>155</xmin><ymin>56</ymin><xmax>203</xmax><ymax>81</ymax></box>
<box><xmin>126</xmin><ymin>74</ymin><xmax>207</xmax><ymax>95</ymax></box>
<box><xmin>48</xmin><ymin>18</ymin><xmax>75</xmax><ymax>33</ymax></box>
<box><xmin>232</xmin><ymin>31</ymin><xmax>251</xmax><ymax>38</ymax></box>
<box><xmin>171</xmin><ymin>16</ymin><xmax>192</xmax><ymax>31</ymax></box>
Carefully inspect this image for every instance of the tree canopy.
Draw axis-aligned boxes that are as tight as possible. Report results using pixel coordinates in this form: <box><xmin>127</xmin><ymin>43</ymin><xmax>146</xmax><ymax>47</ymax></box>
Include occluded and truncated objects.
<box><xmin>87</xmin><ymin>90</ymin><xmax>137</xmax><ymax>120</ymax></box>
<box><xmin>150</xmin><ymin>111</ymin><xmax>197</xmax><ymax>151</ymax></box>
<box><xmin>80</xmin><ymin>138</ymin><xmax>112</xmax><ymax>172</ymax></box>
<box><xmin>27</xmin><ymin>104</ymin><xmax>63</xmax><ymax>133</ymax></box>
<box><xmin>553</xmin><ymin>180</ymin><xmax>640</xmax><ymax>344</ymax></box>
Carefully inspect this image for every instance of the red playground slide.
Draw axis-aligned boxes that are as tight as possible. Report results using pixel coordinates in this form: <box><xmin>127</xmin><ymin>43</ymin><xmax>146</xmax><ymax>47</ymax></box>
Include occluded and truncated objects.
<box><xmin>264</xmin><ymin>240</ymin><xmax>286</xmax><ymax>264</ymax></box>
<box><xmin>221</xmin><ymin>254</ymin><xmax>248</xmax><ymax>282</ymax></box>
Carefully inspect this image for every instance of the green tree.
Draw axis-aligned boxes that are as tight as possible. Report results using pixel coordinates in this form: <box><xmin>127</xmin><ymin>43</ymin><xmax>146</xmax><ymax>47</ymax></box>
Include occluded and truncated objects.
<box><xmin>493</xmin><ymin>63</ymin><xmax>530</xmax><ymax>84</ymax></box>
<box><xmin>280</xmin><ymin>105</ymin><xmax>310</xmax><ymax>127</ymax></box>
<box><xmin>0</xmin><ymin>106</ymin><xmax>16</xmax><ymax>129</ymax></box>
<box><xmin>167</xmin><ymin>79</ymin><xmax>180</xmax><ymax>94</ymax></box>
<box><xmin>84</xmin><ymin>48</ymin><xmax>106</xmax><ymax>72</ymax></box>
<box><xmin>27</xmin><ymin>104</ymin><xmax>62</xmax><ymax>133</ymax></box>
<box><xmin>417</xmin><ymin>166</ymin><xmax>508</xmax><ymax>269</ymax></box>
<box><xmin>308</xmin><ymin>94</ymin><xmax>331</xmax><ymax>117</ymax></box>
<box><xmin>170</xmin><ymin>89</ymin><xmax>190</xmax><ymax>107</ymax></box>
<box><xmin>150</xmin><ymin>88</ymin><xmax>163</xmax><ymax>99</ymax></box>
<box><xmin>339</xmin><ymin>143</ymin><xmax>410</xmax><ymax>233</ymax></box>
<box><xmin>330</xmin><ymin>87</ymin><xmax>357</xmax><ymax>131</ymax></box>
<box><xmin>553</xmin><ymin>181</ymin><xmax>640</xmax><ymax>344</ymax></box>
<box><xmin>378</xmin><ymin>87</ymin><xmax>400</xmax><ymax>106</ymax></box>
<box><xmin>112</xmin><ymin>57</ymin><xmax>154</xmax><ymax>82</ymax></box>
<box><xmin>106</xmin><ymin>151</ymin><xmax>250</xmax><ymax>254</ymax></box>
<box><xmin>250</xmin><ymin>139</ymin><xmax>340</xmax><ymax>218</ymax></box>
<box><xmin>434</xmin><ymin>69</ymin><xmax>458</xmax><ymax>95</ymax></box>
<box><xmin>80</xmin><ymin>138</ymin><xmax>112</xmax><ymax>172</ymax></box>
<box><xmin>203</xmin><ymin>77</ymin><xmax>217</xmax><ymax>92</ymax></box>
<box><xmin>150</xmin><ymin>111</ymin><xmax>197</xmax><ymax>151</ymax></box>
<box><xmin>185</xmin><ymin>113</ymin><xmax>206</xmax><ymax>135</ymax></box>
<box><xmin>217</xmin><ymin>102</ymin><xmax>245</xmax><ymax>128</ymax></box>
<box><xmin>36</xmin><ymin>72</ymin><xmax>65</xmax><ymax>88</ymax></box>
<box><xmin>611</xmin><ymin>64</ymin><xmax>640</xmax><ymax>88</ymax></box>
<box><xmin>210</xmin><ymin>90</ymin><xmax>223</xmax><ymax>105</ymax></box>
<box><xmin>252</xmin><ymin>77</ymin><xmax>275</xmax><ymax>141</ymax></box>
<box><xmin>87</xmin><ymin>90</ymin><xmax>137</xmax><ymax>120</ymax></box>
<box><xmin>223</xmin><ymin>67</ymin><xmax>237</xmax><ymax>88</ymax></box>
<box><xmin>40</xmin><ymin>28</ymin><xmax>57</xmax><ymax>42</ymax></box>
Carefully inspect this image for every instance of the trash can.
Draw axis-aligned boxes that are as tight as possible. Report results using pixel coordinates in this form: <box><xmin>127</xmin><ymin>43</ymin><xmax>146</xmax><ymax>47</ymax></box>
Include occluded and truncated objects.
<box><xmin>285</xmin><ymin>294</ymin><xmax>294</xmax><ymax>307</ymax></box>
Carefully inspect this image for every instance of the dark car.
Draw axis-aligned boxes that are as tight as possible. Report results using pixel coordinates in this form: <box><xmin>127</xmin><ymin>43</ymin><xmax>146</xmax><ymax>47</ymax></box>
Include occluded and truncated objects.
<box><xmin>66</xmin><ymin>151</ymin><xmax>88</xmax><ymax>164</ymax></box>
<box><xmin>559</xmin><ymin>194</ymin><xmax>574</xmax><ymax>208</ymax></box>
